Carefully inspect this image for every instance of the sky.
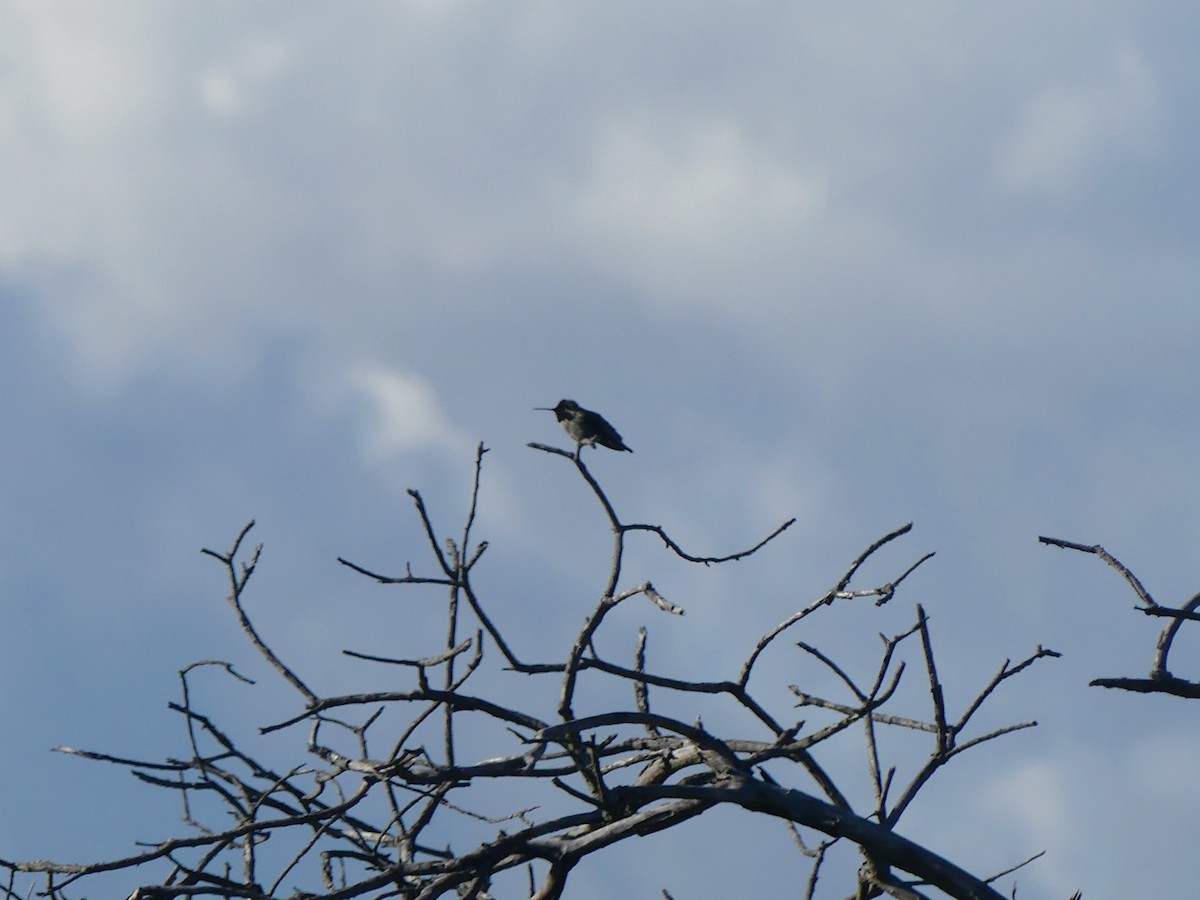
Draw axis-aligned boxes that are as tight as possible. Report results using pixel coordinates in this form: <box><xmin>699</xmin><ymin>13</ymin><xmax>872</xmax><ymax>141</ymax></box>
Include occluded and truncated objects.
<box><xmin>2</xmin><ymin>2</ymin><xmax>1199</xmax><ymax>897</ymax></box>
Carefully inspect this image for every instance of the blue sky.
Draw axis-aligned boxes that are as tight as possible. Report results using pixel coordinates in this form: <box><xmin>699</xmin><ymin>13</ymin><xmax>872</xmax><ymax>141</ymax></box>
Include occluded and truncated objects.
<box><xmin>2</xmin><ymin>3</ymin><xmax>1199</xmax><ymax>897</ymax></box>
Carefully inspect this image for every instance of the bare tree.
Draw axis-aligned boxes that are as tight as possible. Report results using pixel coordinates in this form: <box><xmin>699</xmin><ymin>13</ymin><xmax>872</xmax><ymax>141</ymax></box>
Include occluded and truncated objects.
<box><xmin>3</xmin><ymin>443</ymin><xmax>1066</xmax><ymax>899</ymax></box>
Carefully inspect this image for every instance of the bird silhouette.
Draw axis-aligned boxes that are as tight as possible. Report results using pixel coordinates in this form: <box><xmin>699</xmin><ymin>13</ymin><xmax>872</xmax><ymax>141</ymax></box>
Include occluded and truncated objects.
<box><xmin>536</xmin><ymin>399</ymin><xmax>632</xmax><ymax>452</ymax></box>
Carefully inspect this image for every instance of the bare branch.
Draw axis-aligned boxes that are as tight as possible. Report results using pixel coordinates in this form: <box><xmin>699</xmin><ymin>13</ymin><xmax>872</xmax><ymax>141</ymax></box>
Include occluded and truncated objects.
<box><xmin>1037</xmin><ymin>535</ymin><xmax>1156</xmax><ymax>607</ymax></box>
<box><xmin>982</xmin><ymin>849</ymin><xmax>1047</xmax><ymax>886</ymax></box>
<box><xmin>344</xmin><ymin>637</ymin><xmax>476</xmax><ymax>670</ymax></box>
<box><xmin>638</xmin><ymin>776</ymin><xmax>1006</xmax><ymax>900</ymax></box>
<box><xmin>334</xmin><ymin>556</ymin><xmax>455</xmax><ymax>587</ymax></box>
<box><xmin>740</xmin><ymin>526</ymin><xmax>932</xmax><ymax>689</ymax></box>
<box><xmin>201</xmin><ymin>523</ymin><xmax>318</xmax><ymax>706</ymax></box>
<box><xmin>1041</xmin><ymin>534</ymin><xmax>1200</xmax><ymax>689</ymax></box>
<box><xmin>1089</xmin><ymin>676</ymin><xmax>1200</xmax><ymax>698</ymax></box>
<box><xmin>623</xmin><ymin>517</ymin><xmax>796</xmax><ymax>565</ymax></box>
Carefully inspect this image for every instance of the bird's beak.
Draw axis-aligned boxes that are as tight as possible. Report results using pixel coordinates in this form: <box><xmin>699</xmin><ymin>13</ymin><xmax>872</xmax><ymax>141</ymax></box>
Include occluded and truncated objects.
<box><xmin>534</xmin><ymin>407</ymin><xmax>553</xmax><ymax>411</ymax></box>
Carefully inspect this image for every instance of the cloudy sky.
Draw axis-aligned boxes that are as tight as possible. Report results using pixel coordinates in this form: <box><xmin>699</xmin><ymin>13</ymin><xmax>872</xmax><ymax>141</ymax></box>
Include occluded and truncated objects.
<box><xmin>2</xmin><ymin>2</ymin><xmax>1199</xmax><ymax>897</ymax></box>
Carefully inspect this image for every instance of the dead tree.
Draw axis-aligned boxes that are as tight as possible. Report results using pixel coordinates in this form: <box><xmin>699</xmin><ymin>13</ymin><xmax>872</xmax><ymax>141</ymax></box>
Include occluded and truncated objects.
<box><xmin>3</xmin><ymin>443</ymin><xmax>1067</xmax><ymax>899</ymax></box>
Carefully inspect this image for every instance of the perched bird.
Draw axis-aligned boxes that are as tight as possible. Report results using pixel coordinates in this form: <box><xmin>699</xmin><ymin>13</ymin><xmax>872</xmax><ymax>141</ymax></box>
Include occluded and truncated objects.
<box><xmin>536</xmin><ymin>399</ymin><xmax>633</xmax><ymax>453</ymax></box>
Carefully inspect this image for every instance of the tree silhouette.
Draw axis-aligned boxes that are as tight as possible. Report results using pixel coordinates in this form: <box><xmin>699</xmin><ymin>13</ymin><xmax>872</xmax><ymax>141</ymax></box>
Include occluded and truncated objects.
<box><xmin>3</xmin><ymin>443</ymin><xmax>1067</xmax><ymax>899</ymax></box>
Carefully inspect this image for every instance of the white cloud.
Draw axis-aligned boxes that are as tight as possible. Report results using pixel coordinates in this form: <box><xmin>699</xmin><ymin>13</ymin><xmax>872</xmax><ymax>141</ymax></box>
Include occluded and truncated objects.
<box><xmin>196</xmin><ymin>37</ymin><xmax>292</xmax><ymax>117</ymax></box>
<box><xmin>0</xmin><ymin>8</ymin><xmax>196</xmax><ymax>388</ymax></box>
<box><xmin>995</xmin><ymin>44</ymin><xmax>1161</xmax><ymax>198</ymax></box>
<box><xmin>0</xmin><ymin>6</ymin><xmax>163</xmax><ymax>261</ymax></box>
<box><xmin>345</xmin><ymin>364</ymin><xmax>471</xmax><ymax>460</ymax></box>
<box><xmin>557</xmin><ymin>116</ymin><xmax>828</xmax><ymax>305</ymax></box>
<box><xmin>0</xmin><ymin>11</ymin><xmax>312</xmax><ymax>392</ymax></box>
<box><xmin>1</xmin><ymin>4</ymin><xmax>164</xmax><ymax>144</ymax></box>
<box><xmin>196</xmin><ymin>70</ymin><xmax>242</xmax><ymax>116</ymax></box>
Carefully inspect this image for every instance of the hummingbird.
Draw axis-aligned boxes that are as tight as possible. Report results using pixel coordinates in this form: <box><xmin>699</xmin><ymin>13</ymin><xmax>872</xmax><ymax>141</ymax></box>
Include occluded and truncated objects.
<box><xmin>536</xmin><ymin>399</ymin><xmax>633</xmax><ymax>453</ymax></box>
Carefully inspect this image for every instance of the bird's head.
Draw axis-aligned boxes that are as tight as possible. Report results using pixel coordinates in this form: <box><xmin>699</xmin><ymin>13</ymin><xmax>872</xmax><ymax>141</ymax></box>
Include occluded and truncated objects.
<box><xmin>535</xmin><ymin>399</ymin><xmax>580</xmax><ymax>421</ymax></box>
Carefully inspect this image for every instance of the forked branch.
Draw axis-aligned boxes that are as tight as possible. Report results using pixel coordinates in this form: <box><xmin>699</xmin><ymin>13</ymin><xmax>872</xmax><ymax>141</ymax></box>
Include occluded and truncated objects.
<box><xmin>1041</xmin><ymin>534</ymin><xmax>1200</xmax><ymax>689</ymax></box>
